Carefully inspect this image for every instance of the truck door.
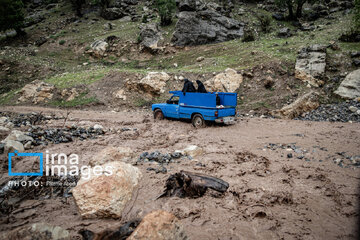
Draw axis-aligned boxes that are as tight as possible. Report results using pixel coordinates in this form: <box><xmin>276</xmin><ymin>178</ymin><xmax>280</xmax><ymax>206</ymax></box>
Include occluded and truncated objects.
<box><xmin>165</xmin><ymin>95</ymin><xmax>180</xmax><ymax>119</ymax></box>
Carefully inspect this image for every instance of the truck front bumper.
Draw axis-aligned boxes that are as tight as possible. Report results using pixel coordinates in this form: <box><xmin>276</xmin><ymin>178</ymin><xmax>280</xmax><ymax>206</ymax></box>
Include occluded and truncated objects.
<box><xmin>215</xmin><ymin>116</ymin><xmax>235</xmax><ymax>124</ymax></box>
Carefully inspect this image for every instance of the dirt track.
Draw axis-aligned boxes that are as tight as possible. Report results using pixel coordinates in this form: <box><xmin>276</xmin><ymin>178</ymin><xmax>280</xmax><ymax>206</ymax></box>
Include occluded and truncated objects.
<box><xmin>1</xmin><ymin>106</ymin><xmax>359</xmax><ymax>239</ymax></box>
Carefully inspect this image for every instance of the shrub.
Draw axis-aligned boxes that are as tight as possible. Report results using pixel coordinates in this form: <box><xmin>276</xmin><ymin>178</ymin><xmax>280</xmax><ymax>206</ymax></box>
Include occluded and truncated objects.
<box><xmin>155</xmin><ymin>0</ymin><xmax>176</xmax><ymax>26</ymax></box>
<box><xmin>59</xmin><ymin>40</ymin><xmax>66</xmax><ymax>45</ymax></box>
<box><xmin>257</xmin><ymin>13</ymin><xmax>272</xmax><ymax>33</ymax></box>
<box><xmin>0</xmin><ymin>0</ymin><xmax>25</xmax><ymax>35</ymax></box>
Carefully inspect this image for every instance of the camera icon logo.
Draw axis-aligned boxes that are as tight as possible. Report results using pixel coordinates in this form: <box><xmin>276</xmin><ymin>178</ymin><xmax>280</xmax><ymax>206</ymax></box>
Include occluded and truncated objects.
<box><xmin>8</xmin><ymin>151</ymin><xmax>43</xmax><ymax>176</ymax></box>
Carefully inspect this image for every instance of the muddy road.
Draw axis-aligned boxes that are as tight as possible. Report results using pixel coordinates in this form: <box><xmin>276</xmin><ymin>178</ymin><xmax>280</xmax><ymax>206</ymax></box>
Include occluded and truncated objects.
<box><xmin>1</xmin><ymin>106</ymin><xmax>359</xmax><ymax>239</ymax></box>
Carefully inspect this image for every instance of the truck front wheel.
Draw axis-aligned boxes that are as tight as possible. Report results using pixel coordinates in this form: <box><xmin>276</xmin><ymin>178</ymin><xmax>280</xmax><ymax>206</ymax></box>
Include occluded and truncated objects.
<box><xmin>154</xmin><ymin>109</ymin><xmax>164</xmax><ymax>120</ymax></box>
<box><xmin>192</xmin><ymin>114</ymin><xmax>205</xmax><ymax>128</ymax></box>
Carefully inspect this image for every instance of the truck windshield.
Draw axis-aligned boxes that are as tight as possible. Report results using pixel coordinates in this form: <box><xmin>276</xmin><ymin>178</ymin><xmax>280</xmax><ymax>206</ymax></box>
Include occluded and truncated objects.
<box><xmin>168</xmin><ymin>95</ymin><xmax>179</xmax><ymax>105</ymax></box>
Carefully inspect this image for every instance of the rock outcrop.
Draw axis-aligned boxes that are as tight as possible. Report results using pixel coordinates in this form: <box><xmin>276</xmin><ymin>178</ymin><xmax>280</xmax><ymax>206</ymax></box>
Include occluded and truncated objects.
<box><xmin>0</xmin><ymin>223</ymin><xmax>70</xmax><ymax>240</ymax></box>
<box><xmin>204</xmin><ymin>68</ymin><xmax>243</xmax><ymax>92</ymax></box>
<box><xmin>89</xmin><ymin>40</ymin><xmax>109</xmax><ymax>58</ymax></box>
<box><xmin>272</xmin><ymin>91</ymin><xmax>320</xmax><ymax>119</ymax></box>
<box><xmin>295</xmin><ymin>45</ymin><xmax>327</xmax><ymax>87</ymax></box>
<box><xmin>18</xmin><ymin>80</ymin><xmax>55</xmax><ymax>104</ymax></box>
<box><xmin>139</xmin><ymin>23</ymin><xmax>163</xmax><ymax>52</ymax></box>
<box><xmin>126</xmin><ymin>72</ymin><xmax>171</xmax><ymax>97</ymax></box>
<box><xmin>172</xmin><ymin>10</ymin><xmax>244</xmax><ymax>46</ymax></box>
<box><xmin>334</xmin><ymin>69</ymin><xmax>360</xmax><ymax>99</ymax></box>
<box><xmin>72</xmin><ymin>161</ymin><xmax>141</xmax><ymax>218</ymax></box>
<box><xmin>128</xmin><ymin>210</ymin><xmax>187</xmax><ymax>240</ymax></box>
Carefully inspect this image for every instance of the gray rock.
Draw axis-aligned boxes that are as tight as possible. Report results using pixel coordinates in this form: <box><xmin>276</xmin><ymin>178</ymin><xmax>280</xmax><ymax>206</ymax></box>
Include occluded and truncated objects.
<box><xmin>4</xmin><ymin>140</ymin><xmax>24</xmax><ymax>154</ymax></box>
<box><xmin>178</xmin><ymin>0</ymin><xmax>199</xmax><ymax>11</ymax></box>
<box><xmin>349</xmin><ymin>106</ymin><xmax>358</xmax><ymax>113</ymax></box>
<box><xmin>295</xmin><ymin>45</ymin><xmax>327</xmax><ymax>87</ymax></box>
<box><xmin>101</xmin><ymin>8</ymin><xmax>125</xmax><ymax>20</ymax></box>
<box><xmin>4</xmin><ymin>130</ymin><xmax>34</xmax><ymax>143</ymax></box>
<box><xmin>24</xmin><ymin>141</ymin><xmax>32</xmax><ymax>150</ymax></box>
<box><xmin>24</xmin><ymin>13</ymin><xmax>45</xmax><ymax>27</ymax></box>
<box><xmin>172</xmin><ymin>10</ymin><xmax>244</xmax><ymax>46</ymax></box>
<box><xmin>139</xmin><ymin>23</ymin><xmax>163</xmax><ymax>52</ymax></box>
<box><xmin>334</xmin><ymin>69</ymin><xmax>360</xmax><ymax>99</ymax></box>
<box><xmin>278</xmin><ymin>27</ymin><xmax>292</xmax><ymax>38</ymax></box>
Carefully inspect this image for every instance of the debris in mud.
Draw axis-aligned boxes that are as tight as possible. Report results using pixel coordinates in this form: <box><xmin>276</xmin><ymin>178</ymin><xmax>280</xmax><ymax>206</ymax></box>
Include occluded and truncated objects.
<box><xmin>295</xmin><ymin>100</ymin><xmax>360</xmax><ymax>122</ymax></box>
<box><xmin>0</xmin><ymin>112</ymin><xmax>59</xmax><ymax>127</ymax></box>
<box><xmin>0</xmin><ymin>175</ymin><xmax>78</xmax><ymax>217</ymax></box>
<box><xmin>79</xmin><ymin>219</ymin><xmax>140</xmax><ymax>240</ymax></box>
<box><xmin>159</xmin><ymin>171</ymin><xmax>229</xmax><ymax>198</ymax></box>
<box><xmin>26</xmin><ymin>125</ymin><xmax>105</xmax><ymax>146</ymax></box>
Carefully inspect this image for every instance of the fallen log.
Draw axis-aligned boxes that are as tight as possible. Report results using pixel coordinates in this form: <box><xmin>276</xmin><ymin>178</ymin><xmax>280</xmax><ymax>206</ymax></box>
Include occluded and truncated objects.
<box><xmin>159</xmin><ymin>170</ymin><xmax>229</xmax><ymax>198</ymax></box>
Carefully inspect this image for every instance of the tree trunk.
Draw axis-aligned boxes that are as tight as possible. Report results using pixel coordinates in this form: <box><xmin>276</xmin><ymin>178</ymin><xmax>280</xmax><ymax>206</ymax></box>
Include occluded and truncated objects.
<box><xmin>296</xmin><ymin>0</ymin><xmax>306</xmax><ymax>19</ymax></box>
<box><xmin>286</xmin><ymin>0</ymin><xmax>295</xmax><ymax>20</ymax></box>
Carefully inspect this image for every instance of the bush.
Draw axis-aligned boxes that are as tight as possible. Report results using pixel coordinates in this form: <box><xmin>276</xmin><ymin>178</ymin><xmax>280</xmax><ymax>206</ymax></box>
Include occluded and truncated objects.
<box><xmin>354</xmin><ymin>0</ymin><xmax>360</xmax><ymax>30</ymax></box>
<box><xmin>0</xmin><ymin>0</ymin><xmax>25</xmax><ymax>35</ymax></box>
<box><xmin>257</xmin><ymin>13</ymin><xmax>272</xmax><ymax>33</ymax></box>
<box><xmin>155</xmin><ymin>0</ymin><xmax>176</xmax><ymax>26</ymax></box>
<box><xmin>242</xmin><ymin>27</ymin><xmax>256</xmax><ymax>42</ymax></box>
<box><xmin>59</xmin><ymin>40</ymin><xmax>66</xmax><ymax>45</ymax></box>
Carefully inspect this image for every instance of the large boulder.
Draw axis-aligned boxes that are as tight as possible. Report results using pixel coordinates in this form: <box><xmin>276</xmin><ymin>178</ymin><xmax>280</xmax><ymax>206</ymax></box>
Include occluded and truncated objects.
<box><xmin>334</xmin><ymin>69</ymin><xmax>360</xmax><ymax>99</ymax></box>
<box><xmin>3</xmin><ymin>130</ymin><xmax>34</xmax><ymax>143</ymax></box>
<box><xmin>178</xmin><ymin>0</ymin><xmax>199</xmax><ymax>11</ymax></box>
<box><xmin>4</xmin><ymin>140</ymin><xmax>25</xmax><ymax>154</ymax></box>
<box><xmin>72</xmin><ymin>161</ymin><xmax>141</xmax><ymax>218</ymax></box>
<box><xmin>126</xmin><ymin>72</ymin><xmax>171</xmax><ymax>97</ymax></box>
<box><xmin>272</xmin><ymin>91</ymin><xmax>320</xmax><ymax>119</ymax></box>
<box><xmin>18</xmin><ymin>80</ymin><xmax>55</xmax><ymax>104</ymax></box>
<box><xmin>139</xmin><ymin>23</ymin><xmax>163</xmax><ymax>52</ymax></box>
<box><xmin>90</xmin><ymin>40</ymin><xmax>109</xmax><ymax>58</ymax></box>
<box><xmin>204</xmin><ymin>68</ymin><xmax>243</xmax><ymax>92</ymax></box>
<box><xmin>0</xmin><ymin>223</ymin><xmax>70</xmax><ymax>240</ymax></box>
<box><xmin>89</xmin><ymin>146</ymin><xmax>134</xmax><ymax>167</ymax></box>
<box><xmin>128</xmin><ymin>210</ymin><xmax>187</xmax><ymax>240</ymax></box>
<box><xmin>172</xmin><ymin>10</ymin><xmax>244</xmax><ymax>46</ymax></box>
<box><xmin>183</xmin><ymin>145</ymin><xmax>203</xmax><ymax>158</ymax></box>
<box><xmin>295</xmin><ymin>45</ymin><xmax>327</xmax><ymax>87</ymax></box>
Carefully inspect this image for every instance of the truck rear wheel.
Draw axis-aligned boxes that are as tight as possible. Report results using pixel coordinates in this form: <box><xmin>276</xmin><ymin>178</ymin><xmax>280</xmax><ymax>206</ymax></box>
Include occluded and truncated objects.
<box><xmin>192</xmin><ymin>114</ymin><xmax>205</xmax><ymax>128</ymax></box>
<box><xmin>154</xmin><ymin>109</ymin><xmax>164</xmax><ymax>120</ymax></box>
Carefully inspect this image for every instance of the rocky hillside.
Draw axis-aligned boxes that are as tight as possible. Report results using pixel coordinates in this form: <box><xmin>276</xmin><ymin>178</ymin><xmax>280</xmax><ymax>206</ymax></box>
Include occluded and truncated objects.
<box><xmin>1</xmin><ymin>0</ymin><xmax>360</xmax><ymax>118</ymax></box>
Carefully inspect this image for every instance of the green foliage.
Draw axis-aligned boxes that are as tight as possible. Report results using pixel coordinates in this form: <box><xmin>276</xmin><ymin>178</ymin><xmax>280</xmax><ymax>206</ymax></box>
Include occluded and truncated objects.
<box><xmin>0</xmin><ymin>0</ymin><xmax>24</xmax><ymax>34</ymax></box>
<box><xmin>275</xmin><ymin>0</ymin><xmax>318</xmax><ymax>20</ymax></box>
<box><xmin>69</xmin><ymin>0</ymin><xmax>86</xmax><ymax>17</ymax></box>
<box><xmin>155</xmin><ymin>0</ymin><xmax>176</xmax><ymax>26</ymax></box>
<box><xmin>257</xmin><ymin>13</ymin><xmax>272</xmax><ymax>33</ymax></box>
<box><xmin>59</xmin><ymin>40</ymin><xmax>66</xmax><ymax>45</ymax></box>
<box><xmin>354</xmin><ymin>0</ymin><xmax>360</xmax><ymax>30</ymax></box>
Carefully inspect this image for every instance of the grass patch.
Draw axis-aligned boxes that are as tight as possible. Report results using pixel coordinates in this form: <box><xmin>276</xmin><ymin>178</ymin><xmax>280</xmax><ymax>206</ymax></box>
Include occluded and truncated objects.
<box><xmin>45</xmin><ymin>68</ymin><xmax>110</xmax><ymax>88</ymax></box>
<box><xmin>0</xmin><ymin>89</ymin><xmax>19</xmax><ymax>105</ymax></box>
<box><xmin>49</xmin><ymin>92</ymin><xmax>98</xmax><ymax>107</ymax></box>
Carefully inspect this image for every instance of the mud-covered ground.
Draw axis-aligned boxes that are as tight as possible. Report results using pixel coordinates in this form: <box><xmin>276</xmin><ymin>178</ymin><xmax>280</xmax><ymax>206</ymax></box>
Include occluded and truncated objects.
<box><xmin>0</xmin><ymin>106</ymin><xmax>359</xmax><ymax>239</ymax></box>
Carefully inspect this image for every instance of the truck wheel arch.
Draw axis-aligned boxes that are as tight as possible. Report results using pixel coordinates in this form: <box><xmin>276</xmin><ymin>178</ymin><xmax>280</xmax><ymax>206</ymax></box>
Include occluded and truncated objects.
<box><xmin>154</xmin><ymin>109</ymin><xmax>164</xmax><ymax>120</ymax></box>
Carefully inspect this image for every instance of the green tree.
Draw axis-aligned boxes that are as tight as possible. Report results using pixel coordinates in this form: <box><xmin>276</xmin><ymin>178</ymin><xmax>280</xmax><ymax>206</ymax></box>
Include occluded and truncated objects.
<box><xmin>155</xmin><ymin>0</ymin><xmax>176</xmax><ymax>26</ymax></box>
<box><xmin>0</xmin><ymin>0</ymin><xmax>25</xmax><ymax>35</ymax></box>
<box><xmin>275</xmin><ymin>0</ymin><xmax>318</xmax><ymax>20</ymax></box>
<box><xmin>70</xmin><ymin>0</ymin><xmax>86</xmax><ymax>17</ymax></box>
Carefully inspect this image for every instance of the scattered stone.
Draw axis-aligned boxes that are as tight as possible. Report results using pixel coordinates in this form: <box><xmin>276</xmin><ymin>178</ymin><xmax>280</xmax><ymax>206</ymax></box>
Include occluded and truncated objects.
<box><xmin>334</xmin><ymin>69</ymin><xmax>360</xmax><ymax>99</ymax></box>
<box><xmin>18</xmin><ymin>80</ymin><xmax>55</xmax><ymax>104</ymax></box>
<box><xmin>296</xmin><ymin>100</ymin><xmax>360</xmax><ymax>122</ymax></box>
<box><xmin>204</xmin><ymin>68</ymin><xmax>243</xmax><ymax>92</ymax></box>
<box><xmin>264</xmin><ymin>76</ymin><xmax>275</xmax><ymax>89</ymax></box>
<box><xmin>182</xmin><ymin>145</ymin><xmax>203</xmax><ymax>158</ymax></box>
<box><xmin>287</xmin><ymin>153</ymin><xmax>293</xmax><ymax>158</ymax></box>
<box><xmin>295</xmin><ymin>45</ymin><xmax>327</xmax><ymax>87</ymax></box>
<box><xmin>172</xmin><ymin>10</ymin><xmax>244</xmax><ymax>46</ymax></box>
<box><xmin>128</xmin><ymin>210</ymin><xmax>187</xmax><ymax>240</ymax></box>
<box><xmin>272</xmin><ymin>91</ymin><xmax>320</xmax><ymax>119</ymax></box>
<box><xmin>126</xmin><ymin>72</ymin><xmax>171</xmax><ymax>97</ymax></box>
<box><xmin>349</xmin><ymin>106</ymin><xmax>358</xmax><ymax>113</ymax></box>
<box><xmin>113</xmin><ymin>89</ymin><xmax>127</xmax><ymax>100</ymax></box>
<box><xmin>272</xmin><ymin>13</ymin><xmax>285</xmax><ymax>21</ymax></box>
<box><xmin>61</xmin><ymin>88</ymin><xmax>80</xmax><ymax>102</ymax></box>
<box><xmin>72</xmin><ymin>161</ymin><xmax>142</xmax><ymax>218</ymax></box>
<box><xmin>196</xmin><ymin>56</ymin><xmax>205</xmax><ymax>62</ymax></box>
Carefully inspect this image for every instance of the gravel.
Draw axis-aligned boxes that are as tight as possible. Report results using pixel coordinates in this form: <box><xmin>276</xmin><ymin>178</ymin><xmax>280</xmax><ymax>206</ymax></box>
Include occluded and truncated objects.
<box><xmin>295</xmin><ymin>100</ymin><xmax>360</xmax><ymax>122</ymax></box>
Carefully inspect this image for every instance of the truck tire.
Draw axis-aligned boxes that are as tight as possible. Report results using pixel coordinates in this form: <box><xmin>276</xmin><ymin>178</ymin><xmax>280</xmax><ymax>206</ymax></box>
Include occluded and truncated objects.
<box><xmin>192</xmin><ymin>114</ymin><xmax>205</xmax><ymax>128</ymax></box>
<box><xmin>154</xmin><ymin>109</ymin><xmax>164</xmax><ymax>120</ymax></box>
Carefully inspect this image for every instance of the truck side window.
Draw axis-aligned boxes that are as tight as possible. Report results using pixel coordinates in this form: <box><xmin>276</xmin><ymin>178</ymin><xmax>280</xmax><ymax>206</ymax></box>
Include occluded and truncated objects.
<box><xmin>167</xmin><ymin>96</ymin><xmax>179</xmax><ymax>105</ymax></box>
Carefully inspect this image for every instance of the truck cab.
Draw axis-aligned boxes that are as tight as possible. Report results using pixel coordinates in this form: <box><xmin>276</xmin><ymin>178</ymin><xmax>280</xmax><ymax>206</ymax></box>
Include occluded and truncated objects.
<box><xmin>152</xmin><ymin>91</ymin><xmax>237</xmax><ymax>128</ymax></box>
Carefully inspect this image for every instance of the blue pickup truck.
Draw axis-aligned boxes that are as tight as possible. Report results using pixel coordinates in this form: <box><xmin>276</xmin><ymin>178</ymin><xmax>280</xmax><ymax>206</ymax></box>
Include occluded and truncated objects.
<box><xmin>152</xmin><ymin>91</ymin><xmax>237</xmax><ymax>128</ymax></box>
